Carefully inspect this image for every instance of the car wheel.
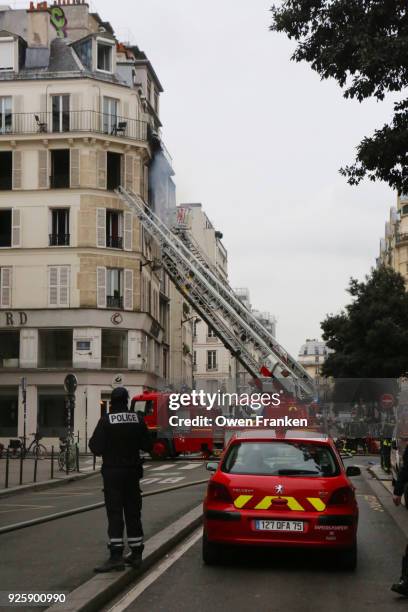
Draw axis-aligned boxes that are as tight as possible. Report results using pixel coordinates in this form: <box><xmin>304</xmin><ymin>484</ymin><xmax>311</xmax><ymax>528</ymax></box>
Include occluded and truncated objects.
<box><xmin>339</xmin><ymin>544</ymin><xmax>357</xmax><ymax>571</ymax></box>
<box><xmin>202</xmin><ymin>534</ymin><xmax>220</xmax><ymax>565</ymax></box>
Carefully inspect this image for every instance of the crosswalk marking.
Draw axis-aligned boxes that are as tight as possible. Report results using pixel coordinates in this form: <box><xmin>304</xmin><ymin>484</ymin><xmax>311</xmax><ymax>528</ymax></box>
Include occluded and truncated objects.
<box><xmin>150</xmin><ymin>464</ymin><xmax>177</xmax><ymax>471</ymax></box>
<box><xmin>158</xmin><ymin>477</ymin><xmax>184</xmax><ymax>484</ymax></box>
<box><xmin>179</xmin><ymin>463</ymin><xmax>202</xmax><ymax>470</ymax></box>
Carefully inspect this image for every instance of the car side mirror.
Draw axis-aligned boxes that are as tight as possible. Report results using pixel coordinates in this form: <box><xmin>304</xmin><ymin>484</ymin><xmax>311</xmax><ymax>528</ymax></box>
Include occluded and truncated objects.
<box><xmin>206</xmin><ymin>461</ymin><xmax>218</xmax><ymax>472</ymax></box>
<box><xmin>346</xmin><ymin>466</ymin><xmax>361</xmax><ymax>477</ymax></box>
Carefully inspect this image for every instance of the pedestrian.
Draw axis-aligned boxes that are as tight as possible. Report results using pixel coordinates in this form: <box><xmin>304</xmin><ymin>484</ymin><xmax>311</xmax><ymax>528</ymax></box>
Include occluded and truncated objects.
<box><xmin>391</xmin><ymin>444</ymin><xmax>408</xmax><ymax>595</ymax></box>
<box><xmin>89</xmin><ymin>386</ymin><xmax>152</xmax><ymax>572</ymax></box>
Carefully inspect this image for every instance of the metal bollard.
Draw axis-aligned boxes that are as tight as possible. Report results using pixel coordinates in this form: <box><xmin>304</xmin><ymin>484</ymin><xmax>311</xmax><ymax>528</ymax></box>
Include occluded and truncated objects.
<box><xmin>66</xmin><ymin>446</ymin><xmax>69</xmax><ymax>476</ymax></box>
<box><xmin>93</xmin><ymin>454</ymin><xmax>96</xmax><ymax>471</ymax></box>
<box><xmin>76</xmin><ymin>444</ymin><xmax>80</xmax><ymax>473</ymax></box>
<box><xmin>5</xmin><ymin>448</ymin><xmax>10</xmax><ymax>489</ymax></box>
<box><xmin>33</xmin><ymin>455</ymin><xmax>38</xmax><ymax>483</ymax></box>
<box><xmin>51</xmin><ymin>446</ymin><xmax>54</xmax><ymax>480</ymax></box>
<box><xmin>19</xmin><ymin>450</ymin><xmax>24</xmax><ymax>486</ymax></box>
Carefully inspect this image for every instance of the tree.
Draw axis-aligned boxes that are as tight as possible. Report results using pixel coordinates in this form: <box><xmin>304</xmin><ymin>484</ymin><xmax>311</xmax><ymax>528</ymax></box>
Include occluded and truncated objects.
<box><xmin>270</xmin><ymin>1</ymin><xmax>408</xmax><ymax>193</ymax></box>
<box><xmin>321</xmin><ymin>266</ymin><xmax>408</xmax><ymax>378</ymax></box>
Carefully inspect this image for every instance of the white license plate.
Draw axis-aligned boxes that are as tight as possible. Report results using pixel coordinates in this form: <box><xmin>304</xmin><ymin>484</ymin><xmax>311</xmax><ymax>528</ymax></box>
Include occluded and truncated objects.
<box><xmin>255</xmin><ymin>520</ymin><xmax>304</xmax><ymax>532</ymax></box>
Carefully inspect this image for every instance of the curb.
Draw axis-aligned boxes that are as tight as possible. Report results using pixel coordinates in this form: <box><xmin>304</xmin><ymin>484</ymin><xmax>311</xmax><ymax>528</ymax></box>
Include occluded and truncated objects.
<box><xmin>46</xmin><ymin>504</ymin><xmax>203</xmax><ymax>612</ymax></box>
<box><xmin>0</xmin><ymin>469</ymin><xmax>99</xmax><ymax>499</ymax></box>
<box><xmin>367</xmin><ymin>465</ymin><xmax>392</xmax><ymax>483</ymax></box>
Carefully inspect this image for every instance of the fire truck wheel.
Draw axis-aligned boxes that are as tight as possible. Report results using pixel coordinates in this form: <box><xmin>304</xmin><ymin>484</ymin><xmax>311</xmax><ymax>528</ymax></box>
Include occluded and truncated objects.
<box><xmin>150</xmin><ymin>440</ymin><xmax>168</xmax><ymax>460</ymax></box>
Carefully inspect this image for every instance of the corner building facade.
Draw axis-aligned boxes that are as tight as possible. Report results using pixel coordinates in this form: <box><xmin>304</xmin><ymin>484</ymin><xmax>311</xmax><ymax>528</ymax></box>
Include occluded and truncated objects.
<box><xmin>0</xmin><ymin>3</ymin><xmax>173</xmax><ymax>448</ymax></box>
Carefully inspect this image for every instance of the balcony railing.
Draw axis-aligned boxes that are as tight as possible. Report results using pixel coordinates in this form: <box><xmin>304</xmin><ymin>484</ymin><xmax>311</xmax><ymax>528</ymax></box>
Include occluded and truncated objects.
<box><xmin>0</xmin><ymin>111</ymin><xmax>148</xmax><ymax>142</ymax></box>
<box><xmin>107</xmin><ymin>295</ymin><xmax>123</xmax><ymax>309</ymax></box>
<box><xmin>106</xmin><ymin>235</ymin><xmax>123</xmax><ymax>249</ymax></box>
<box><xmin>49</xmin><ymin>234</ymin><xmax>70</xmax><ymax>246</ymax></box>
<box><xmin>396</xmin><ymin>233</ymin><xmax>408</xmax><ymax>245</ymax></box>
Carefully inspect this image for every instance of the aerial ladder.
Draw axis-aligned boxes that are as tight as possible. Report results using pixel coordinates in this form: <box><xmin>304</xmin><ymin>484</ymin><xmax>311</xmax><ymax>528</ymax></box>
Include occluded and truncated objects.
<box><xmin>117</xmin><ymin>187</ymin><xmax>315</xmax><ymax>399</ymax></box>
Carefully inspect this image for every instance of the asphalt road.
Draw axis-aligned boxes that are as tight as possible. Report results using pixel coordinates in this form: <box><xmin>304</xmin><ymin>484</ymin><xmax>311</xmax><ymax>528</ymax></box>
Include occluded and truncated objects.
<box><xmin>0</xmin><ymin>461</ymin><xmax>208</xmax><ymax>602</ymax></box>
<box><xmin>109</xmin><ymin>459</ymin><xmax>407</xmax><ymax>612</ymax></box>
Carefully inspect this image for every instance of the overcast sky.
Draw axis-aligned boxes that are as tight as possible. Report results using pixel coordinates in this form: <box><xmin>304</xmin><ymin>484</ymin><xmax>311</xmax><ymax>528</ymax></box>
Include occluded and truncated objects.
<box><xmin>95</xmin><ymin>0</ymin><xmax>397</xmax><ymax>356</ymax></box>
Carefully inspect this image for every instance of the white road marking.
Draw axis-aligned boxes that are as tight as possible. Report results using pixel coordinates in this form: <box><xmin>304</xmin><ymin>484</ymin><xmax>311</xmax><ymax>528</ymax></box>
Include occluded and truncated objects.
<box><xmin>158</xmin><ymin>477</ymin><xmax>185</xmax><ymax>484</ymax></box>
<box><xmin>0</xmin><ymin>503</ymin><xmax>54</xmax><ymax>514</ymax></box>
<box><xmin>140</xmin><ymin>478</ymin><xmax>160</xmax><ymax>485</ymax></box>
<box><xmin>107</xmin><ymin>527</ymin><xmax>202</xmax><ymax>612</ymax></box>
<box><xmin>149</xmin><ymin>464</ymin><xmax>176</xmax><ymax>471</ymax></box>
<box><xmin>178</xmin><ymin>463</ymin><xmax>202</xmax><ymax>470</ymax></box>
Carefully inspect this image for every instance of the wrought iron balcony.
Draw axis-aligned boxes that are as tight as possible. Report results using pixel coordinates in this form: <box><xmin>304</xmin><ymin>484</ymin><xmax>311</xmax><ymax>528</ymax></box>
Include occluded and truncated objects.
<box><xmin>49</xmin><ymin>234</ymin><xmax>70</xmax><ymax>246</ymax></box>
<box><xmin>0</xmin><ymin>111</ymin><xmax>148</xmax><ymax>142</ymax></box>
<box><xmin>107</xmin><ymin>295</ymin><xmax>123</xmax><ymax>309</ymax></box>
<box><xmin>396</xmin><ymin>233</ymin><xmax>408</xmax><ymax>245</ymax></box>
<box><xmin>106</xmin><ymin>235</ymin><xmax>123</xmax><ymax>249</ymax></box>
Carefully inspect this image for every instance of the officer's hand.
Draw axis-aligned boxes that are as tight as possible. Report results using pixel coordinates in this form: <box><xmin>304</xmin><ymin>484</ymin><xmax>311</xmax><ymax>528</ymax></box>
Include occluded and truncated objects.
<box><xmin>393</xmin><ymin>495</ymin><xmax>402</xmax><ymax>506</ymax></box>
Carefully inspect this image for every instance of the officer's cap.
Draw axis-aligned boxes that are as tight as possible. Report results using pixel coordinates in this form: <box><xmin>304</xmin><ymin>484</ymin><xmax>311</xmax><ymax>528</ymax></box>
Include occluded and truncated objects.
<box><xmin>111</xmin><ymin>387</ymin><xmax>129</xmax><ymax>402</ymax></box>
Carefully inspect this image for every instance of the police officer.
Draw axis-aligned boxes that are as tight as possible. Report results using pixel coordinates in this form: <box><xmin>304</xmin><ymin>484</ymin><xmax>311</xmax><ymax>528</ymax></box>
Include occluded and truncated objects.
<box><xmin>391</xmin><ymin>444</ymin><xmax>408</xmax><ymax>595</ymax></box>
<box><xmin>89</xmin><ymin>387</ymin><xmax>152</xmax><ymax>572</ymax></box>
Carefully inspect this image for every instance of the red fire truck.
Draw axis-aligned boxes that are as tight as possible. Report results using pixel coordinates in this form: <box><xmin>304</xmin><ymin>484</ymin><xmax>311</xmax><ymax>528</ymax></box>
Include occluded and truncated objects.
<box><xmin>131</xmin><ymin>391</ymin><xmax>224</xmax><ymax>459</ymax></box>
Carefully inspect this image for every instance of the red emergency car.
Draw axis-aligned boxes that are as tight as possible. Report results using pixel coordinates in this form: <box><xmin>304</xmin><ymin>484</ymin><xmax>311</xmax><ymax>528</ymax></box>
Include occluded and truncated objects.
<box><xmin>203</xmin><ymin>430</ymin><xmax>360</xmax><ymax>569</ymax></box>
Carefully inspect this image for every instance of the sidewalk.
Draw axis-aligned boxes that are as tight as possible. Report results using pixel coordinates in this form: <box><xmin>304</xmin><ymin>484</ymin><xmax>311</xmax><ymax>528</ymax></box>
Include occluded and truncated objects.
<box><xmin>368</xmin><ymin>462</ymin><xmax>393</xmax><ymax>495</ymax></box>
<box><xmin>0</xmin><ymin>454</ymin><xmax>102</xmax><ymax>491</ymax></box>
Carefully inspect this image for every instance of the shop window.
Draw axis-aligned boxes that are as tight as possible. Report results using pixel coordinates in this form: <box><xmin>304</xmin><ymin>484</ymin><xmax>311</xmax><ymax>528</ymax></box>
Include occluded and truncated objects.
<box><xmin>0</xmin><ymin>388</ymin><xmax>18</xmax><ymax>436</ymax></box>
<box><xmin>101</xmin><ymin>329</ymin><xmax>128</xmax><ymax>368</ymax></box>
<box><xmin>0</xmin><ymin>330</ymin><xmax>19</xmax><ymax>367</ymax></box>
<box><xmin>38</xmin><ymin>390</ymin><xmax>70</xmax><ymax>437</ymax></box>
<box><xmin>38</xmin><ymin>329</ymin><xmax>73</xmax><ymax>368</ymax></box>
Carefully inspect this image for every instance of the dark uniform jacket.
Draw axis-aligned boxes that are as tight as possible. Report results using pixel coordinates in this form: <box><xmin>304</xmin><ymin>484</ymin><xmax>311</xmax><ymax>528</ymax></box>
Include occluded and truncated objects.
<box><xmin>89</xmin><ymin>410</ymin><xmax>152</xmax><ymax>469</ymax></box>
<box><xmin>394</xmin><ymin>446</ymin><xmax>408</xmax><ymax>496</ymax></box>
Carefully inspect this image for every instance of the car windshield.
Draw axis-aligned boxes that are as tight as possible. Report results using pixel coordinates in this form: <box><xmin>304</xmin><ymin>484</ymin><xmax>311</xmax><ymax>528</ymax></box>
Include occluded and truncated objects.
<box><xmin>133</xmin><ymin>400</ymin><xmax>154</xmax><ymax>416</ymax></box>
<box><xmin>222</xmin><ymin>441</ymin><xmax>339</xmax><ymax>477</ymax></box>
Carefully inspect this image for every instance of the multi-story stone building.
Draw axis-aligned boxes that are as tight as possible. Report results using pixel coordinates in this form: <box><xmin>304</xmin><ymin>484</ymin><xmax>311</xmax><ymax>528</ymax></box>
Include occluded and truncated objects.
<box><xmin>376</xmin><ymin>196</ymin><xmax>408</xmax><ymax>283</ymax></box>
<box><xmin>233</xmin><ymin>287</ymin><xmax>277</xmax><ymax>393</ymax></box>
<box><xmin>298</xmin><ymin>338</ymin><xmax>331</xmax><ymax>381</ymax></box>
<box><xmin>0</xmin><ymin>2</ymin><xmax>174</xmax><ymax>449</ymax></box>
<box><xmin>169</xmin><ymin>203</ymin><xmax>233</xmax><ymax>392</ymax></box>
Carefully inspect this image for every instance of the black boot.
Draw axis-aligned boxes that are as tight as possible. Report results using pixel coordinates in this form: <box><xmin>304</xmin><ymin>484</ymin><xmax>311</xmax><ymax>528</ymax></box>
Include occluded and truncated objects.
<box><xmin>391</xmin><ymin>555</ymin><xmax>408</xmax><ymax>596</ymax></box>
<box><xmin>125</xmin><ymin>546</ymin><xmax>144</xmax><ymax>569</ymax></box>
<box><xmin>94</xmin><ymin>545</ymin><xmax>125</xmax><ymax>573</ymax></box>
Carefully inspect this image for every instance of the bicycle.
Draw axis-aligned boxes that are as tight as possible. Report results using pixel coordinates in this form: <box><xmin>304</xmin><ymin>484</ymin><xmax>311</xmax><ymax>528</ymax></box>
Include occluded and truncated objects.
<box><xmin>58</xmin><ymin>433</ymin><xmax>78</xmax><ymax>473</ymax></box>
<box><xmin>8</xmin><ymin>432</ymin><xmax>47</xmax><ymax>459</ymax></box>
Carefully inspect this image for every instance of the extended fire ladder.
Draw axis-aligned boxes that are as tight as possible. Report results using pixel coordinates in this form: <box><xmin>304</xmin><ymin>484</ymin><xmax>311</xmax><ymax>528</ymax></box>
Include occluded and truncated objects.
<box><xmin>117</xmin><ymin>187</ymin><xmax>315</xmax><ymax>399</ymax></box>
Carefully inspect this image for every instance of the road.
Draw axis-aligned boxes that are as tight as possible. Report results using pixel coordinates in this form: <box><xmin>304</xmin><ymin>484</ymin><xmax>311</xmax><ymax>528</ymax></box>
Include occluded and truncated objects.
<box><xmin>0</xmin><ymin>461</ymin><xmax>208</xmax><ymax>601</ymax></box>
<box><xmin>105</xmin><ymin>458</ymin><xmax>406</xmax><ymax>612</ymax></box>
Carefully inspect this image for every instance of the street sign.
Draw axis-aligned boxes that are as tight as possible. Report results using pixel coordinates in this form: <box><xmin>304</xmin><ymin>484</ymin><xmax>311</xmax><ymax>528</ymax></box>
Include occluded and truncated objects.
<box><xmin>64</xmin><ymin>374</ymin><xmax>78</xmax><ymax>394</ymax></box>
<box><xmin>380</xmin><ymin>393</ymin><xmax>394</xmax><ymax>409</ymax></box>
<box><xmin>112</xmin><ymin>374</ymin><xmax>125</xmax><ymax>388</ymax></box>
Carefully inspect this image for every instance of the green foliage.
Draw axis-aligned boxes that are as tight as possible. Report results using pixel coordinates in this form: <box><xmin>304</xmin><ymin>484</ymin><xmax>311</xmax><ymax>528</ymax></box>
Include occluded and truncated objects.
<box><xmin>271</xmin><ymin>1</ymin><xmax>408</xmax><ymax>192</ymax></box>
<box><xmin>321</xmin><ymin>266</ymin><xmax>408</xmax><ymax>378</ymax></box>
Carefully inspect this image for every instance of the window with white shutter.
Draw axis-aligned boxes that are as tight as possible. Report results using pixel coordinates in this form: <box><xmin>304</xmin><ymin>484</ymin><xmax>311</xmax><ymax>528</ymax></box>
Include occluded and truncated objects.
<box><xmin>97</xmin><ymin>150</ymin><xmax>107</xmax><ymax>189</ymax></box>
<box><xmin>123</xmin><ymin>211</ymin><xmax>132</xmax><ymax>251</ymax></box>
<box><xmin>12</xmin><ymin>151</ymin><xmax>22</xmax><ymax>189</ymax></box>
<box><xmin>0</xmin><ymin>40</ymin><xmax>14</xmax><ymax>72</ymax></box>
<box><xmin>97</xmin><ymin>266</ymin><xmax>107</xmax><ymax>308</ymax></box>
<box><xmin>11</xmin><ymin>208</ymin><xmax>21</xmax><ymax>247</ymax></box>
<box><xmin>125</xmin><ymin>154</ymin><xmax>133</xmax><ymax>190</ymax></box>
<box><xmin>133</xmin><ymin>157</ymin><xmax>142</xmax><ymax>196</ymax></box>
<box><xmin>96</xmin><ymin>207</ymin><xmax>106</xmax><ymax>248</ymax></box>
<box><xmin>38</xmin><ymin>150</ymin><xmax>49</xmax><ymax>189</ymax></box>
<box><xmin>70</xmin><ymin>148</ymin><xmax>80</xmax><ymax>188</ymax></box>
<box><xmin>59</xmin><ymin>266</ymin><xmax>69</xmax><ymax>306</ymax></box>
<box><xmin>48</xmin><ymin>265</ymin><xmax>70</xmax><ymax>307</ymax></box>
<box><xmin>0</xmin><ymin>267</ymin><xmax>12</xmax><ymax>308</ymax></box>
<box><xmin>124</xmin><ymin>269</ymin><xmax>133</xmax><ymax>311</ymax></box>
